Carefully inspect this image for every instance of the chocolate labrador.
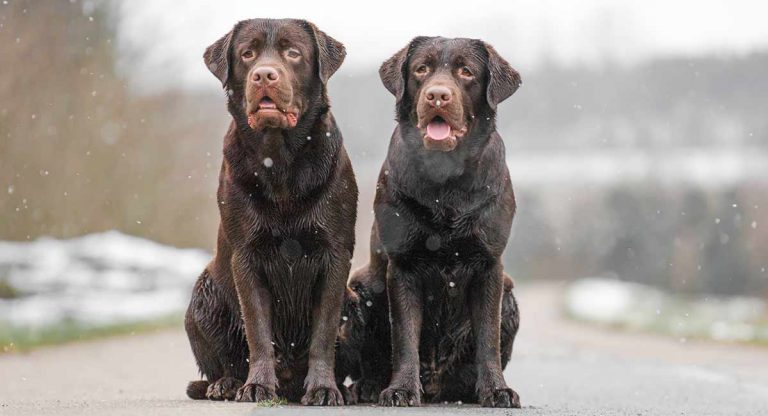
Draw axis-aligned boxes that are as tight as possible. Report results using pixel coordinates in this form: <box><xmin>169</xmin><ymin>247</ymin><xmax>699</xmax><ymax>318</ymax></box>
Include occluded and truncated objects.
<box><xmin>184</xmin><ymin>18</ymin><xmax>357</xmax><ymax>405</ymax></box>
<box><xmin>337</xmin><ymin>36</ymin><xmax>522</xmax><ymax>408</ymax></box>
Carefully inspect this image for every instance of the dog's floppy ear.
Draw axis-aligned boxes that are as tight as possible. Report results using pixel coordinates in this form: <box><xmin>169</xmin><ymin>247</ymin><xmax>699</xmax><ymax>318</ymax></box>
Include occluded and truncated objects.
<box><xmin>380</xmin><ymin>36</ymin><xmax>428</xmax><ymax>102</ymax></box>
<box><xmin>482</xmin><ymin>42</ymin><xmax>521</xmax><ymax>109</ymax></box>
<box><xmin>204</xmin><ymin>23</ymin><xmax>241</xmax><ymax>88</ymax></box>
<box><xmin>302</xmin><ymin>21</ymin><xmax>346</xmax><ymax>84</ymax></box>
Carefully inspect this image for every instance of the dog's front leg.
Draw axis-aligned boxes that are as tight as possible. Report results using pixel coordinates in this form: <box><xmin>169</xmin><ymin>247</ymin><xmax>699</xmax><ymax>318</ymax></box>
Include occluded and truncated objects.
<box><xmin>231</xmin><ymin>251</ymin><xmax>279</xmax><ymax>402</ymax></box>
<box><xmin>470</xmin><ymin>262</ymin><xmax>521</xmax><ymax>408</ymax></box>
<box><xmin>379</xmin><ymin>262</ymin><xmax>423</xmax><ymax>407</ymax></box>
<box><xmin>301</xmin><ymin>250</ymin><xmax>351</xmax><ymax>406</ymax></box>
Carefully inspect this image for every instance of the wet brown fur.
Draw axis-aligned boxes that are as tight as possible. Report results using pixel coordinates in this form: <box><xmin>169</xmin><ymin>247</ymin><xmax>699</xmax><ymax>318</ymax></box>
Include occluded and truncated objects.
<box><xmin>336</xmin><ymin>36</ymin><xmax>522</xmax><ymax>407</ymax></box>
<box><xmin>184</xmin><ymin>19</ymin><xmax>356</xmax><ymax>406</ymax></box>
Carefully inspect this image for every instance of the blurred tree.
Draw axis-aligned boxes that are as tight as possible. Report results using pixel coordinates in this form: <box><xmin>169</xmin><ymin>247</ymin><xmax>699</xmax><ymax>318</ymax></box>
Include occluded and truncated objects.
<box><xmin>0</xmin><ymin>0</ymin><xmax>224</xmax><ymax>249</ymax></box>
<box><xmin>1</xmin><ymin>0</ymin><xmax>126</xmax><ymax>238</ymax></box>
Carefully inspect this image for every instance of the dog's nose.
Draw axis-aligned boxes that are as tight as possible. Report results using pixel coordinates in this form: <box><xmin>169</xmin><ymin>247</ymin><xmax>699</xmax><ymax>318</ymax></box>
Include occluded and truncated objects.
<box><xmin>252</xmin><ymin>66</ymin><xmax>280</xmax><ymax>86</ymax></box>
<box><xmin>425</xmin><ymin>86</ymin><xmax>452</xmax><ymax>107</ymax></box>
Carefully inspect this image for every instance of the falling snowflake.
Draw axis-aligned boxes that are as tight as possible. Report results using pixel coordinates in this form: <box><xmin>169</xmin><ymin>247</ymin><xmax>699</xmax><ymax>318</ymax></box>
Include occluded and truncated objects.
<box><xmin>263</xmin><ymin>157</ymin><xmax>274</xmax><ymax>168</ymax></box>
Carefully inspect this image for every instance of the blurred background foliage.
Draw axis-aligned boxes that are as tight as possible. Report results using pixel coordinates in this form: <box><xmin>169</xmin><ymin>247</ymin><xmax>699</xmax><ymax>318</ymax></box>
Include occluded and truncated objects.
<box><xmin>1</xmin><ymin>0</ymin><xmax>766</xmax><ymax>298</ymax></box>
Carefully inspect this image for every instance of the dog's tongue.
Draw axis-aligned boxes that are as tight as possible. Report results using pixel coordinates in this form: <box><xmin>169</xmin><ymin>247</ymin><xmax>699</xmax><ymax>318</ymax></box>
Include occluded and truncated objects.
<box><xmin>426</xmin><ymin>118</ymin><xmax>451</xmax><ymax>141</ymax></box>
<box><xmin>258</xmin><ymin>97</ymin><xmax>277</xmax><ymax>110</ymax></box>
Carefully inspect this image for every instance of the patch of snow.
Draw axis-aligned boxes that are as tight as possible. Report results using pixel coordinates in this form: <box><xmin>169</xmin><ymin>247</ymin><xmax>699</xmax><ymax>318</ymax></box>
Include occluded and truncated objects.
<box><xmin>565</xmin><ymin>277</ymin><xmax>768</xmax><ymax>343</ymax></box>
<box><xmin>566</xmin><ymin>277</ymin><xmax>665</xmax><ymax>328</ymax></box>
<box><xmin>0</xmin><ymin>231</ymin><xmax>209</xmax><ymax>329</ymax></box>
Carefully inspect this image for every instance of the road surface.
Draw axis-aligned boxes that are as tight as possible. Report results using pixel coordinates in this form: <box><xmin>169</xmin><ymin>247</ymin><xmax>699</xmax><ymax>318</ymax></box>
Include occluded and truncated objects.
<box><xmin>2</xmin><ymin>283</ymin><xmax>767</xmax><ymax>415</ymax></box>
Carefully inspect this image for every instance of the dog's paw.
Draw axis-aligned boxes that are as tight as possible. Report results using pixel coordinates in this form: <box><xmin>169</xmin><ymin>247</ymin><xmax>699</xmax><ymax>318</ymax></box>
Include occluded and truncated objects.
<box><xmin>378</xmin><ymin>385</ymin><xmax>421</xmax><ymax>407</ymax></box>
<box><xmin>479</xmin><ymin>387</ymin><xmax>521</xmax><ymax>408</ymax></box>
<box><xmin>301</xmin><ymin>385</ymin><xmax>344</xmax><ymax>406</ymax></box>
<box><xmin>186</xmin><ymin>380</ymin><xmax>210</xmax><ymax>400</ymax></box>
<box><xmin>351</xmin><ymin>378</ymin><xmax>383</xmax><ymax>403</ymax></box>
<box><xmin>205</xmin><ymin>377</ymin><xmax>242</xmax><ymax>401</ymax></box>
<box><xmin>235</xmin><ymin>383</ymin><xmax>277</xmax><ymax>402</ymax></box>
<box><xmin>338</xmin><ymin>384</ymin><xmax>357</xmax><ymax>405</ymax></box>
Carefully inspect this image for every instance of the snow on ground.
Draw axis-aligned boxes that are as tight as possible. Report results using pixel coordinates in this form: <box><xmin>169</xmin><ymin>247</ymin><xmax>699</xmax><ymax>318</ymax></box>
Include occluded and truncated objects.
<box><xmin>0</xmin><ymin>231</ymin><xmax>209</xmax><ymax>329</ymax></box>
<box><xmin>4</xmin><ymin>232</ymin><xmax>766</xmax><ymax>345</ymax></box>
<box><xmin>565</xmin><ymin>277</ymin><xmax>768</xmax><ymax>343</ymax></box>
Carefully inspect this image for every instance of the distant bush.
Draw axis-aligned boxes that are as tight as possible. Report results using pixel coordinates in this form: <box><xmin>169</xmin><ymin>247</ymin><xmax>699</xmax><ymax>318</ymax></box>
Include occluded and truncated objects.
<box><xmin>506</xmin><ymin>182</ymin><xmax>768</xmax><ymax>297</ymax></box>
<box><xmin>0</xmin><ymin>279</ymin><xmax>19</xmax><ymax>300</ymax></box>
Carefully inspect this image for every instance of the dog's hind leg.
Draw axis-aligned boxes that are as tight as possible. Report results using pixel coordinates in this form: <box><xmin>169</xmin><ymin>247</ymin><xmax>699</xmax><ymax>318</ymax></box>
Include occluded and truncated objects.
<box><xmin>500</xmin><ymin>273</ymin><xmax>520</xmax><ymax>369</ymax></box>
<box><xmin>185</xmin><ymin>268</ymin><xmax>248</xmax><ymax>400</ymax></box>
<box><xmin>343</xmin><ymin>262</ymin><xmax>391</xmax><ymax>404</ymax></box>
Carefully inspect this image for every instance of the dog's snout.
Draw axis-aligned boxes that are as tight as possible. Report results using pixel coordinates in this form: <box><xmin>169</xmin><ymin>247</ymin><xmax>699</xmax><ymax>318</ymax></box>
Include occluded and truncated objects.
<box><xmin>425</xmin><ymin>86</ymin><xmax>452</xmax><ymax>107</ymax></box>
<box><xmin>252</xmin><ymin>66</ymin><xmax>280</xmax><ymax>86</ymax></box>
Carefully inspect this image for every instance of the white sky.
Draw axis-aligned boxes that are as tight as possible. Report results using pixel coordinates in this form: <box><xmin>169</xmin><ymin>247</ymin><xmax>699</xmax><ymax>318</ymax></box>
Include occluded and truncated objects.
<box><xmin>117</xmin><ymin>0</ymin><xmax>768</xmax><ymax>92</ymax></box>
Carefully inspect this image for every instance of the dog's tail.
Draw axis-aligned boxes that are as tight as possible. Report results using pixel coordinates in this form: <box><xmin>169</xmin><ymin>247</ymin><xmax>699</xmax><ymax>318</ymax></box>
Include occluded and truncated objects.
<box><xmin>186</xmin><ymin>380</ymin><xmax>210</xmax><ymax>400</ymax></box>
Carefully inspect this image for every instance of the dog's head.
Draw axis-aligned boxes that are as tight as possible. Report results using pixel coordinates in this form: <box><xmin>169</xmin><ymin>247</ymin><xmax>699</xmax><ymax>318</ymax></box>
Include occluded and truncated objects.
<box><xmin>204</xmin><ymin>19</ymin><xmax>345</xmax><ymax>131</ymax></box>
<box><xmin>380</xmin><ymin>37</ymin><xmax>520</xmax><ymax>151</ymax></box>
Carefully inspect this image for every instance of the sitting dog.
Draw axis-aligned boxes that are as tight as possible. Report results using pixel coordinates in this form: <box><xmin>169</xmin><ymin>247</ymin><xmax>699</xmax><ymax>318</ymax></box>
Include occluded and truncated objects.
<box><xmin>337</xmin><ymin>36</ymin><xmax>522</xmax><ymax>408</ymax></box>
<box><xmin>184</xmin><ymin>18</ymin><xmax>357</xmax><ymax>406</ymax></box>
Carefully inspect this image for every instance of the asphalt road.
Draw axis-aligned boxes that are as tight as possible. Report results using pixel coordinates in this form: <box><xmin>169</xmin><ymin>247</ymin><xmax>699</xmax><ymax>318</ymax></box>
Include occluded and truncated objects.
<box><xmin>2</xmin><ymin>283</ymin><xmax>767</xmax><ymax>416</ymax></box>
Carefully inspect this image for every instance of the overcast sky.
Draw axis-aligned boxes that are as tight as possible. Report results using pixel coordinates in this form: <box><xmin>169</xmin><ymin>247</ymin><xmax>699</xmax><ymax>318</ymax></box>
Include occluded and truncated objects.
<box><xmin>117</xmin><ymin>0</ymin><xmax>768</xmax><ymax>92</ymax></box>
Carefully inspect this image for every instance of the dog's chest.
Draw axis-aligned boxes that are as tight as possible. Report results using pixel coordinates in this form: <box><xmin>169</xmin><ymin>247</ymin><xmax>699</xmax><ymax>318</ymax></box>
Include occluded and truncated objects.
<box><xmin>247</xmin><ymin>225</ymin><xmax>331</xmax><ymax>275</ymax></box>
<box><xmin>259</xmin><ymin>224</ymin><xmax>326</xmax><ymax>253</ymax></box>
<box><xmin>410</xmin><ymin>219</ymin><xmax>492</xmax><ymax>265</ymax></box>
<box><xmin>224</xmin><ymin>187</ymin><xmax>331</xmax><ymax>256</ymax></box>
<box><xmin>251</xmin><ymin>226</ymin><xmax>331</xmax><ymax>352</ymax></box>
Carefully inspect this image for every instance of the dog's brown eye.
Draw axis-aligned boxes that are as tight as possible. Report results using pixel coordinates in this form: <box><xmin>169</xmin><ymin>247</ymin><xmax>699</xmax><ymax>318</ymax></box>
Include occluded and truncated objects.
<box><xmin>460</xmin><ymin>66</ymin><xmax>474</xmax><ymax>78</ymax></box>
<box><xmin>286</xmin><ymin>48</ymin><xmax>301</xmax><ymax>59</ymax></box>
<box><xmin>242</xmin><ymin>50</ymin><xmax>255</xmax><ymax>60</ymax></box>
<box><xmin>415</xmin><ymin>64</ymin><xmax>429</xmax><ymax>75</ymax></box>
